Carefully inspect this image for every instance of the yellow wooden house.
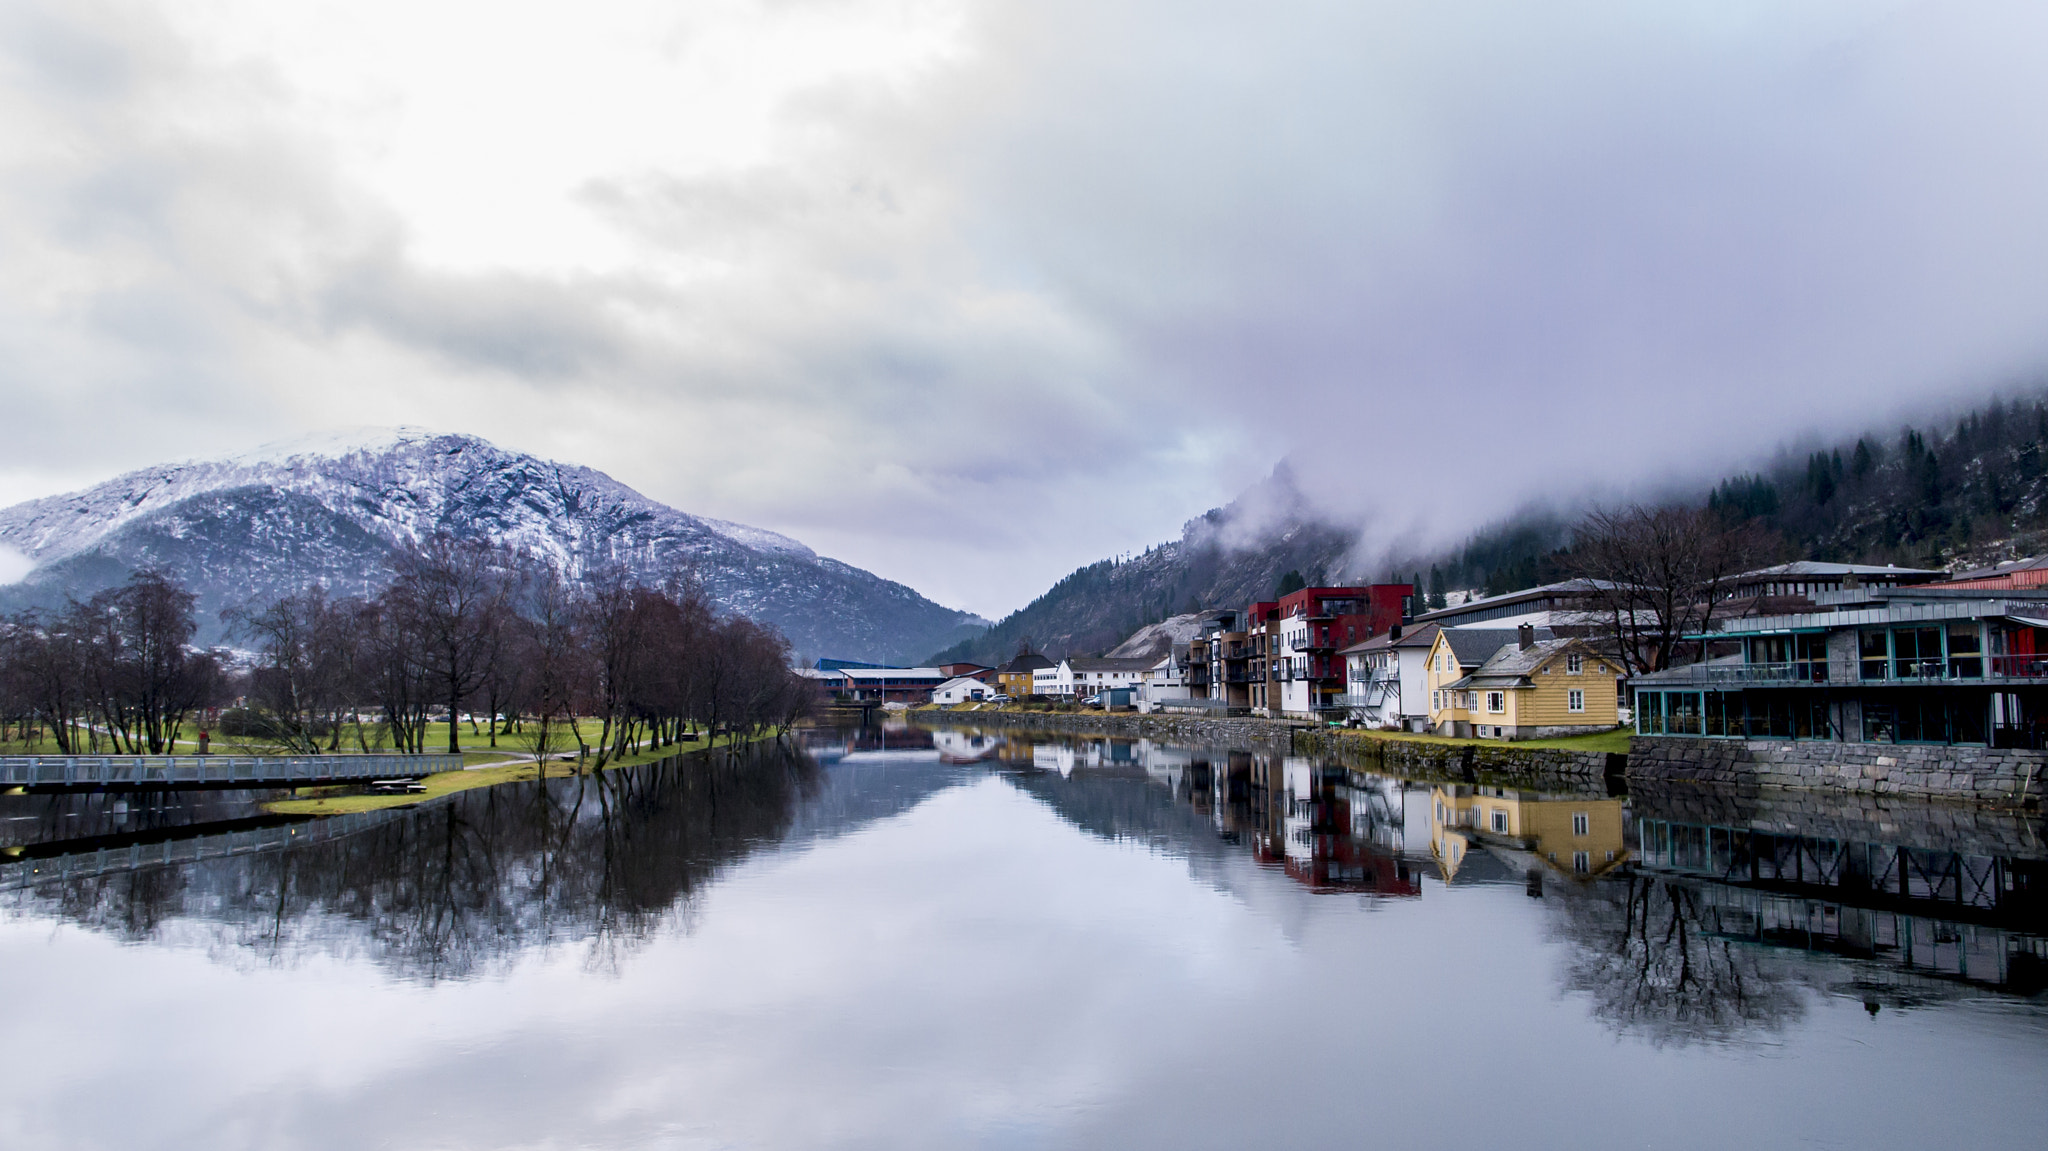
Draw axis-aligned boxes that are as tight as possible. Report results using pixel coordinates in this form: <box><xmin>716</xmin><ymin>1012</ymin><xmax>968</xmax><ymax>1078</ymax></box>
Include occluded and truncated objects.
<box><xmin>1424</xmin><ymin>625</ymin><xmax>1623</xmax><ymax>739</ymax></box>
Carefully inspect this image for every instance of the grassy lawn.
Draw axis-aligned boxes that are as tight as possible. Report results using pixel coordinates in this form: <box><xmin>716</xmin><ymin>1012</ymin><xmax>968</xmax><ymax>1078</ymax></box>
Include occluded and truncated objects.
<box><xmin>263</xmin><ymin>728</ymin><xmax>778</xmax><ymax>816</ymax></box>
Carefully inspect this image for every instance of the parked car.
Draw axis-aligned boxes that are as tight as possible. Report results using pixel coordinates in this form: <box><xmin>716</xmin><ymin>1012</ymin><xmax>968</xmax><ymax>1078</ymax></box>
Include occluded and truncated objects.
<box><xmin>987</xmin><ymin>694</ymin><xmax>1012</xmax><ymax>704</ymax></box>
<box><xmin>1082</xmin><ymin>694</ymin><xmax>1102</xmax><ymax>706</ymax></box>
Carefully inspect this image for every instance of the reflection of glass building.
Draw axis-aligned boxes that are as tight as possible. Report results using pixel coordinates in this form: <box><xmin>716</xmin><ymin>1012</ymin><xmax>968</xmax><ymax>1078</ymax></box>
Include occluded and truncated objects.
<box><xmin>1632</xmin><ymin>807</ymin><xmax>2048</xmax><ymax>993</ymax></box>
<box><xmin>1429</xmin><ymin>785</ymin><xmax>1628</xmax><ymax>882</ymax></box>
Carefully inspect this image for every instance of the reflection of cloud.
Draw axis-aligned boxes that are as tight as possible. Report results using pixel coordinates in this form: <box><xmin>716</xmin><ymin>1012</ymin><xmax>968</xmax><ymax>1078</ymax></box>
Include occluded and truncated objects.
<box><xmin>7</xmin><ymin>3</ymin><xmax>2048</xmax><ymax>614</ymax></box>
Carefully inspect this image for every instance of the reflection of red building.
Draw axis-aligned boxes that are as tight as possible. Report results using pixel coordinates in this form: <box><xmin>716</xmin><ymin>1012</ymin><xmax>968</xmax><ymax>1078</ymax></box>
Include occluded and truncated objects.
<box><xmin>1261</xmin><ymin>761</ymin><xmax>1422</xmax><ymax>896</ymax></box>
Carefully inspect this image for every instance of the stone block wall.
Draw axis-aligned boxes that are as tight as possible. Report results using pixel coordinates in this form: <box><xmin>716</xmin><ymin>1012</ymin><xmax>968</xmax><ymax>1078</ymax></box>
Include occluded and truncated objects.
<box><xmin>909</xmin><ymin>709</ymin><xmax>1617</xmax><ymax>792</ymax></box>
<box><xmin>1628</xmin><ymin>736</ymin><xmax>2046</xmax><ymax>806</ymax></box>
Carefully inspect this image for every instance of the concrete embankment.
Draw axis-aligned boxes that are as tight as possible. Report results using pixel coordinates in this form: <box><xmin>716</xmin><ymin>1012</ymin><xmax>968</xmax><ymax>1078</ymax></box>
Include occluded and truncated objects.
<box><xmin>909</xmin><ymin>709</ymin><xmax>1621</xmax><ymax>793</ymax></box>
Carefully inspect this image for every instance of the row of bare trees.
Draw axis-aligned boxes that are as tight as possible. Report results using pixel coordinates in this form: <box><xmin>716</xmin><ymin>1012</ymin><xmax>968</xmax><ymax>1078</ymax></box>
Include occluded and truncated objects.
<box><xmin>0</xmin><ymin>536</ymin><xmax>813</xmax><ymax>761</ymax></box>
<box><xmin>225</xmin><ymin>537</ymin><xmax>812</xmax><ymax>763</ymax></box>
<box><xmin>0</xmin><ymin>572</ymin><xmax>229</xmax><ymax>754</ymax></box>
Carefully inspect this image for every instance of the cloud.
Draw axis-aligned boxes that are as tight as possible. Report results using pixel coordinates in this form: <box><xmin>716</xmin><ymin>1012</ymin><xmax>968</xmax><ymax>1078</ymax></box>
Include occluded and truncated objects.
<box><xmin>3</xmin><ymin>1</ymin><xmax>2048</xmax><ymax>615</ymax></box>
<box><xmin>0</xmin><ymin>545</ymin><xmax>31</xmax><ymax>584</ymax></box>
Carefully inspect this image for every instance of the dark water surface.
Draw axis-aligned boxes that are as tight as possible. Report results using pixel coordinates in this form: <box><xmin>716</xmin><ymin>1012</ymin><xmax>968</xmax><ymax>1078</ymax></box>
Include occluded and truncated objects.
<box><xmin>3</xmin><ymin>722</ymin><xmax>2045</xmax><ymax>1149</ymax></box>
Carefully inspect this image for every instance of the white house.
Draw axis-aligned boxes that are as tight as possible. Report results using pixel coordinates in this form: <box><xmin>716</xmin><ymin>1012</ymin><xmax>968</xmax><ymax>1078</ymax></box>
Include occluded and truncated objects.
<box><xmin>1033</xmin><ymin>656</ymin><xmax>1155</xmax><ymax>698</ymax></box>
<box><xmin>1135</xmin><ymin>647</ymin><xmax>1194</xmax><ymax>712</ymax></box>
<box><xmin>931</xmin><ymin>675</ymin><xmax>994</xmax><ymax>705</ymax></box>
<box><xmin>1339</xmin><ymin>623</ymin><xmax>1440</xmax><ymax>731</ymax></box>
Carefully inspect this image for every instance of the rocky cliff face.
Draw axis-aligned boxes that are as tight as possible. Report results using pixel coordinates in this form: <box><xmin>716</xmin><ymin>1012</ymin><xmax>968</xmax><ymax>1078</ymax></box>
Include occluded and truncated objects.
<box><xmin>0</xmin><ymin>429</ymin><xmax>984</xmax><ymax>663</ymax></box>
<box><xmin>932</xmin><ymin>465</ymin><xmax>1367</xmax><ymax>665</ymax></box>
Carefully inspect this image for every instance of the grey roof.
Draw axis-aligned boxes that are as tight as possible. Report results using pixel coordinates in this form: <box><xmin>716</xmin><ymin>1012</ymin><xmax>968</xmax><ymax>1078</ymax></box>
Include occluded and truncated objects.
<box><xmin>1734</xmin><ymin>561</ymin><xmax>1944</xmax><ymax>579</ymax></box>
<box><xmin>1948</xmin><ymin>555</ymin><xmax>2048</xmax><ymax>580</ymax></box>
<box><xmin>1441</xmin><ymin>627</ymin><xmax>1553</xmax><ymax>668</ymax></box>
<box><xmin>998</xmin><ymin>651</ymin><xmax>1056</xmax><ymax>674</ymax></box>
<box><xmin>1447</xmin><ymin>637</ymin><xmax>1585</xmax><ymax>689</ymax></box>
<box><xmin>1065</xmin><ymin>657</ymin><xmax>1158</xmax><ymax>673</ymax></box>
<box><xmin>1700</xmin><ymin>595</ymin><xmax>2038</xmax><ymax>637</ymax></box>
<box><xmin>1339</xmin><ymin>621</ymin><xmax>1441</xmax><ymax>656</ymax></box>
<box><xmin>1413</xmin><ymin>579</ymin><xmax>1619</xmax><ymax>624</ymax></box>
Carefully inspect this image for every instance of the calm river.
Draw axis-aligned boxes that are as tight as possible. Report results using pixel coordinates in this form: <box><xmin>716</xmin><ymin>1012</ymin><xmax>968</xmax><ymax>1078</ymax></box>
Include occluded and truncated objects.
<box><xmin>3</xmin><ymin>721</ymin><xmax>2045</xmax><ymax>1149</ymax></box>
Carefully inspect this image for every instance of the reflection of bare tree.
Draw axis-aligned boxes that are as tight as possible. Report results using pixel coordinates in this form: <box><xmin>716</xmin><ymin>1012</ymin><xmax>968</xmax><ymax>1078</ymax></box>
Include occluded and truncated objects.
<box><xmin>15</xmin><ymin>741</ymin><xmax>820</xmax><ymax>981</ymax></box>
<box><xmin>1553</xmin><ymin>875</ymin><xmax>1815</xmax><ymax>1046</ymax></box>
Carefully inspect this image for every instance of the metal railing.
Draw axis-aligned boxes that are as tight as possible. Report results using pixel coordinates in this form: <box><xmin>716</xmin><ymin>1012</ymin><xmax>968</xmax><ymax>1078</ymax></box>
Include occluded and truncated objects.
<box><xmin>0</xmin><ymin>754</ymin><xmax>461</xmax><ymax>789</ymax></box>
<box><xmin>1699</xmin><ymin>661</ymin><xmax>1830</xmax><ymax>684</ymax></box>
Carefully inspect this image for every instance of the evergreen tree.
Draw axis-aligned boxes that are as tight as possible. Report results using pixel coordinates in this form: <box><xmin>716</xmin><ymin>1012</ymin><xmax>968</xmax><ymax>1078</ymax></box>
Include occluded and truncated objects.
<box><xmin>1427</xmin><ymin>565</ymin><xmax>1447</xmax><ymax>610</ymax></box>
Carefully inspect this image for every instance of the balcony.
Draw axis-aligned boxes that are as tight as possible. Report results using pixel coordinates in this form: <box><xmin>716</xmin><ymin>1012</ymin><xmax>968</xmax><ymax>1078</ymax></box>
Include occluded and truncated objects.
<box><xmin>1699</xmin><ymin>661</ymin><xmax>1830</xmax><ymax>684</ymax></box>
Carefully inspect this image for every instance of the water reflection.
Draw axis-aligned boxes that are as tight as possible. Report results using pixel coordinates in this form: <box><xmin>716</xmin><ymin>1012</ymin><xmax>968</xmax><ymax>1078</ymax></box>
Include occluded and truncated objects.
<box><xmin>5</xmin><ymin>741</ymin><xmax>822</xmax><ymax>980</ymax></box>
<box><xmin>0</xmin><ymin>722</ymin><xmax>2043</xmax><ymax>1148</ymax></box>
<box><xmin>931</xmin><ymin>722</ymin><xmax>2048</xmax><ymax>1028</ymax></box>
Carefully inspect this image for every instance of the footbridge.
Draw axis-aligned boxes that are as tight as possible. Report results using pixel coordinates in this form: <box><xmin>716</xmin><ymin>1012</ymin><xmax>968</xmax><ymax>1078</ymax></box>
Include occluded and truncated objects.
<box><xmin>0</xmin><ymin>754</ymin><xmax>462</xmax><ymax>791</ymax></box>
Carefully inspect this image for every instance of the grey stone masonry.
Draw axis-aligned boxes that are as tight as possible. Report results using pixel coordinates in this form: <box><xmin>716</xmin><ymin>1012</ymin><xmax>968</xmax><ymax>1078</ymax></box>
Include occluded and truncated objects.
<box><xmin>1628</xmin><ymin>736</ymin><xmax>2047</xmax><ymax>807</ymax></box>
<box><xmin>910</xmin><ymin>709</ymin><xmax>1617</xmax><ymax>793</ymax></box>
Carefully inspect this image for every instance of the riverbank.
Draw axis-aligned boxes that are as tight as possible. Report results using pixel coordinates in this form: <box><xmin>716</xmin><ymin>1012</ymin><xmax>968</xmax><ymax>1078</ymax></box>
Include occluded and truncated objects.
<box><xmin>265</xmin><ymin>729</ymin><xmax>783</xmax><ymax>816</ymax></box>
<box><xmin>907</xmin><ymin>706</ymin><xmax>1624</xmax><ymax>791</ymax></box>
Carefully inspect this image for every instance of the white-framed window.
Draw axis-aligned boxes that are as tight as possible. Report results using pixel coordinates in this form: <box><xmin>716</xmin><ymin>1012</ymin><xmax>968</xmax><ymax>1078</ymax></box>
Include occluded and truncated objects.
<box><xmin>1490</xmin><ymin>809</ymin><xmax>1508</xmax><ymax>832</ymax></box>
<box><xmin>1606</xmin><ymin>850</ymin><xmax>1616</xmax><ymax>862</ymax></box>
<box><xmin>1572</xmin><ymin>812</ymin><xmax>1589</xmax><ymax>836</ymax></box>
<box><xmin>1568</xmin><ymin>689</ymin><xmax>1585</xmax><ymax>713</ymax></box>
<box><xmin>1573</xmin><ymin>851</ymin><xmax>1591</xmax><ymax>873</ymax></box>
<box><xmin>1486</xmin><ymin>691</ymin><xmax>1505</xmax><ymax>713</ymax></box>
<box><xmin>1566</xmin><ymin>653</ymin><xmax>1583</xmax><ymax>674</ymax></box>
<box><xmin>1433</xmin><ymin>690</ymin><xmax>1441</xmax><ymax>709</ymax></box>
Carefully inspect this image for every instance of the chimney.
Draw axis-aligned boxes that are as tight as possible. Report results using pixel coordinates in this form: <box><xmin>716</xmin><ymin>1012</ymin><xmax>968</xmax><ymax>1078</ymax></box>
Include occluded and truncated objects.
<box><xmin>1517</xmin><ymin>623</ymin><xmax>1535</xmax><ymax>650</ymax></box>
<box><xmin>1389</xmin><ymin>624</ymin><xmax>1403</xmax><ymax>641</ymax></box>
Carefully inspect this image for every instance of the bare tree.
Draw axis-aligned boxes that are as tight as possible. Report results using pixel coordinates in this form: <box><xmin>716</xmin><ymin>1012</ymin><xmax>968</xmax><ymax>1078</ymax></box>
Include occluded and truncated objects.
<box><xmin>511</xmin><ymin>560</ymin><xmax>587</xmax><ymax>776</ymax></box>
<box><xmin>1563</xmin><ymin>504</ymin><xmax>1776</xmax><ymax>672</ymax></box>
<box><xmin>386</xmin><ymin>536</ymin><xmax>509</xmax><ymax>755</ymax></box>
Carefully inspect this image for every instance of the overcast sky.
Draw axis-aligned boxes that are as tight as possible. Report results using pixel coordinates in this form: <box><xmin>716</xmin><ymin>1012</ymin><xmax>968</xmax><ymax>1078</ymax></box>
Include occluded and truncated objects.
<box><xmin>4</xmin><ymin>1</ymin><xmax>2048</xmax><ymax>618</ymax></box>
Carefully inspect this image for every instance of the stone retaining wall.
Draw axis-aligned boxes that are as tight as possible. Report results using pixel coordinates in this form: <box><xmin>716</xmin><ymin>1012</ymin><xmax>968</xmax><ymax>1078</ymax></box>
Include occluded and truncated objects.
<box><xmin>1628</xmin><ymin>736</ymin><xmax>2047</xmax><ymax>808</ymax></box>
<box><xmin>1628</xmin><ymin>779</ymin><xmax>2048</xmax><ymax>858</ymax></box>
<box><xmin>911</xmin><ymin>709</ymin><xmax>1618</xmax><ymax>793</ymax></box>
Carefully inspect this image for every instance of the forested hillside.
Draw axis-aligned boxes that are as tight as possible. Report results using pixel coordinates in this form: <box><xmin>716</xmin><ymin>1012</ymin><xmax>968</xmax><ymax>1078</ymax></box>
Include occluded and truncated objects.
<box><xmin>938</xmin><ymin>389</ymin><xmax>2048</xmax><ymax>664</ymax></box>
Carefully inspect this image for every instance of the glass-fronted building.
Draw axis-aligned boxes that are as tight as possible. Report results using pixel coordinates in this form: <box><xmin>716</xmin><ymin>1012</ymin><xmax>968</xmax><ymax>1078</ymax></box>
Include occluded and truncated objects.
<box><xmin>1630</xmin><ymin>589</ymin><xmax>2048</xmax><ymax>749</ymax></box>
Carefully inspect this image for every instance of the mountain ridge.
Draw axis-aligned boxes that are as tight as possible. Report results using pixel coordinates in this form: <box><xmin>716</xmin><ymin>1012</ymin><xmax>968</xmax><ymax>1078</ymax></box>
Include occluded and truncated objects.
<box><xmin>0</xmin><ymin>428</ymin><xmax>985</xmax><ymax>663</ymax></box>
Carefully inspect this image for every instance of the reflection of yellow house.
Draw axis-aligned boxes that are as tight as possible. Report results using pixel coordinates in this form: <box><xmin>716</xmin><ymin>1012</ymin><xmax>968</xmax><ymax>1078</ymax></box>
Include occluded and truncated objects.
<box><xmin>1423</xmin><ymin>627</ymin><xmax>1622</xmax><ymax>739</ymax></box>
<box><xmin>1430</xmin><ymin>785</ymin><xmax>1629</xmax><ymax>882</ymax></box>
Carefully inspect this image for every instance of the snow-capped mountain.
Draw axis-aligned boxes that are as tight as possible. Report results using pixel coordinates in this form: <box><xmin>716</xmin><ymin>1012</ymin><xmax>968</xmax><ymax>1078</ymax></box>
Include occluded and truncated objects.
<box><xmin>0</xmin><ymin>428</ymin><xmax>986</xmax><ymax>663</ymax></box>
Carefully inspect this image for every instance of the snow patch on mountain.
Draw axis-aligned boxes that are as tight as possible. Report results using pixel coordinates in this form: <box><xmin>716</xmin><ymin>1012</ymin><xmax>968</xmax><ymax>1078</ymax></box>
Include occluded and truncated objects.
<box><xmin>0</xmin><ymin>429</ymin><xmax>985</xmax><ymax>663</ymax></box>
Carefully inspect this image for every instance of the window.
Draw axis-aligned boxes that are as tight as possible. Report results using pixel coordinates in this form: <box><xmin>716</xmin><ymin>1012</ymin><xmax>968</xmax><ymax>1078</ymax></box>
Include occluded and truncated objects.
<box><xmin>1566</xmin><ymin>653</ymin><xmax>1583</xmax><ymax>674</ymax></box>
<box><xmin>1486</xmin><ymin>691</ymin><xmax>1505</xmax><ymax>713</ymax></box>
<box><xmin>1568</xmin><ymin>689</ymin><xmax>1585</xmax><ymax>713</ymax></box>
<box><xmin>1573</xmin><ymin>851</ymin><xmax>1590</xmax><ymax>873</ymax></box>
<box><xmin>1490</xmin><ymin>809</ymin><xmax>1508</xmax><ymax>832</ymax></box>
<box><xmin>1432</xmin><ymin>690</ymin><xmax>1441</xmax><ymax>709</ymax></box>
<box><xmin>1572</xmin><ymin>812</ymin><xmax>1589</xmax><ymax>836</ymax></box>
<box><xmin>1860</xmin><ymin>630</ymin><xmax>1890</xmax><ymax>681</ymax></box>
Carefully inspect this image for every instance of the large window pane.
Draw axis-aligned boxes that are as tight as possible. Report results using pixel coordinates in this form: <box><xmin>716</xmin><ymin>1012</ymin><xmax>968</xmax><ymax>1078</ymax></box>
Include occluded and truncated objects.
<box><xmin>1860</xmin><ymin>631</ymin><xmax>1890</xmax><ymax>680</ymax></box>
<box><xmin>1947</xmin><ymin>626</ymin><xmax>1983</xmax><ymax>678</ymax></box>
